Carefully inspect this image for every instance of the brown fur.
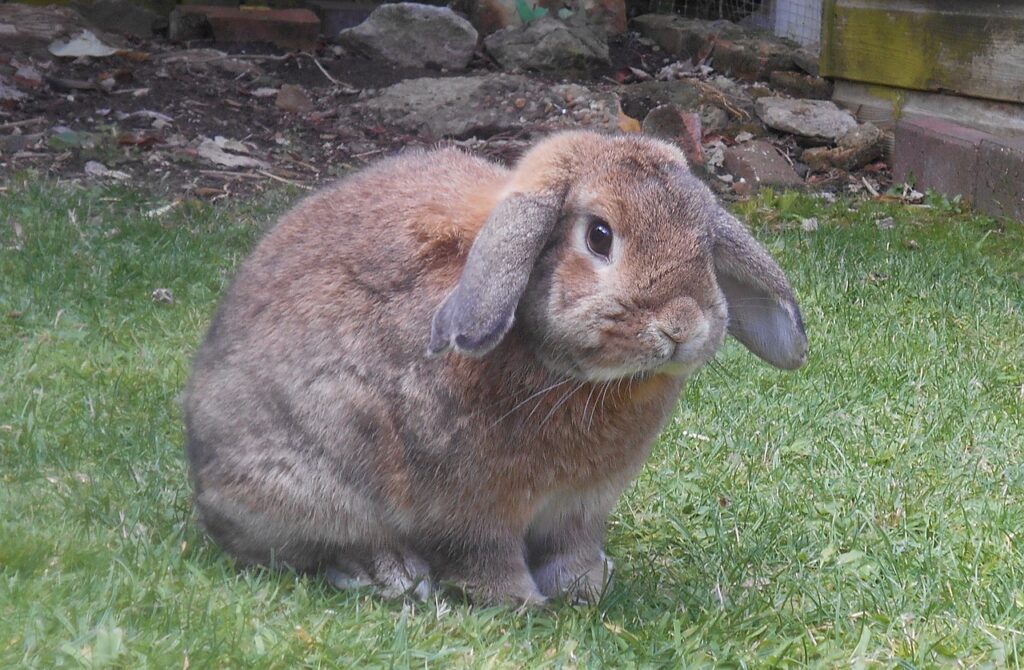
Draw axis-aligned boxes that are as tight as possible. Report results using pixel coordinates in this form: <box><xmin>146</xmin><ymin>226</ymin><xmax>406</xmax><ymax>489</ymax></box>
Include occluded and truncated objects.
<box><xmin>184</xmin><ymin>131</ymin><xmax>807</xmax><ymax>605</ymax></box>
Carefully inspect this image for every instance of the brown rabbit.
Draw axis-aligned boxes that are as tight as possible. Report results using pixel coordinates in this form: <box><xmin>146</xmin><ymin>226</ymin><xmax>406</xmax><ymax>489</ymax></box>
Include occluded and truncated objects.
<box><xmin>183</xmin><ymin>130</ymin><xmax>807</xmax><ymax>605</ymax></box>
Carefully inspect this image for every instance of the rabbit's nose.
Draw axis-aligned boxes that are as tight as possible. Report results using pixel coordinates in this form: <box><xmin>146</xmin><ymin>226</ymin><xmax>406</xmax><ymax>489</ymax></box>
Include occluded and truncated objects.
<box><xmin>655</xmin><ymin>318</ymin><xmax>710</xmax><ymax>361</ymax></box>
<box><xmin>656</xmin><ymin>324</ymin><xmax>687</xmax><ymax>344</ymax></box>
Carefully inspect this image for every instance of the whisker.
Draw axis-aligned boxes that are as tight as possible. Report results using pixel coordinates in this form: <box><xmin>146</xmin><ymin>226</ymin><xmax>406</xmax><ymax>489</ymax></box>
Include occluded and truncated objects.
<box><xmin>541</xmin><ymin>381</ymin><xmax>584</xmax><ymax>427</ymax></box>
<box><xmin>487</xmin><ymin>377</ymin><xmax>572</xmax><ymax>430</ymax></box>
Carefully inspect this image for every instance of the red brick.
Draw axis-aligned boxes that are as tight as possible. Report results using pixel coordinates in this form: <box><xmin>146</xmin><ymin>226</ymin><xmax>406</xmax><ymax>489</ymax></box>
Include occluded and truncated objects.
<box><xmin>975</xmin><ymin>138</ymin><xmax>1024</xmax><ymax>222</ymax></box>
<box><xmin>893</xmin><ymin>116</ymin><xmax>994</xmax><ymax>202</ymax></box>
<box><xmin>178</xmin><ymin>6</ymin><xmax>320</xmax><ymax>51</ymax></box>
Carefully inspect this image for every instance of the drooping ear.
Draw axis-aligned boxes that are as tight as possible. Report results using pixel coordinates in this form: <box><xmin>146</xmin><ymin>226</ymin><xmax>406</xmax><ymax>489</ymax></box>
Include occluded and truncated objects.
<box><xmin>713</xmin><ymin>211</ymin><xmax>808</xmax><ymax>370</ymax></box>
<box><xmin>429</xmin><ymin>191</ymin><xmax>563</xmax><ymax>357</ymax></box>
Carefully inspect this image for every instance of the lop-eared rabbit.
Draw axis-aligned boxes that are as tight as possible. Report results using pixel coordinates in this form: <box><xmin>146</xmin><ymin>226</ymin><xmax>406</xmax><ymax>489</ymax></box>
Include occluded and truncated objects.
<box><xmin>184</xmin><ymin>131</ymin><xmax>807</xmax><ymax>605</ymax></box>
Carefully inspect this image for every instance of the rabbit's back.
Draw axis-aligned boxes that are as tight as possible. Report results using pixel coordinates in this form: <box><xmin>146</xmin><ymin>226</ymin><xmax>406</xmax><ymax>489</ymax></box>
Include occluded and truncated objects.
<box><xmin>183</xmin><ymin>149</ymin><xmax>512</xmax><ymax>565</ymax></box>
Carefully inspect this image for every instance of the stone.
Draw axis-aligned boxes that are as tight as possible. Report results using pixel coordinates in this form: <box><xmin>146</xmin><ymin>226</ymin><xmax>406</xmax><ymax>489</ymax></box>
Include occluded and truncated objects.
<box><xmin>71</xmin><ymin>0</ymin><xmax>159</xmax><ymax>39</ymax></box>
<box><xmin>14</xmin><ymin>64</ymin><xmax>43</xmax><ymax>89</ymax></box>
<box><xmin>641</xmin><ymin>104</ymin><xmax>704</xmax><ymax>167</ymax></box>
<box><xmin>723</xmin><ymin>140</ymin><xmax>803</xmax><ymax>191</ymax></box>
<box><xmin>276</xmin><ymin>83</ymin><xmax>314</xmax><ymax>112</ymax></box>
<box><xmin>755</xmin><ymin>97</ymin><xmax>858</xmax><ymax>142</ymax></box>
<box><xmin>630</xmin><ymin>14</ymin><xmax>796</xmax><ymax>80</ymax></box>
<box><xmin>616</xmin><ymin>79</ymin><xmax>701</xmax><ymax>121</ymax></box>
<box><xmin>358</xmin><ymin>73</ymin><xmax>623</xmax><ymax>139</ymax></box>
<box><xmin>0</xmin><ymin>76</ymin><xmax>28</xmax><ymax>108</ymax></box>
<box><xmin>975</xmin><ymin>138</ymin><xmax>1024</xmax><ymax>222</ymax></box>
<box><xmin>768</xmin><ymin>70</ymin><xmax>832</xmax><ymax>100</ymax></box>
<box><xmin>630</xmin><ymin>14</ymin><xmax>744</xmax><ymax>60</ymax></box>
<box><xmin>893</xmin><ymin>117</ymin><xmax>989</xmax><ymax>203</ymax></box>
<box><xmin>471</xmin><ymin>0</ymin><xmax>625</xmax><ymax>37</ymax></box>
<box><xmin>713</xmin><ymin>35</ymin><xmax>796</xmax><ymax>81</ymax></box>
<box><xmin>168</xmin><ymin>7</ymin><xmax>213</xmax><ymax>41</ymax></box>
<box><xmin>698</xmin><ymin>104</ymin><xmax>729</xmax><ymax>133</ymax></box>
<box><xmin>48</xmin><ymin>29</ymin><xmax>120</xmax><ymax>58</ymax></box>
<box><xmin>336</xmin><ymin>3</ymin><xmax>477</xmax><ymax>71</ymax></box>
<box><xmin>792</xmin><ymin>47</ymin><xmax>820</xmax><ymax>77</ymax></box>
<box><xmin>0</xmin><ymin>4</ymin><xmax>119</xmax><ymax>56</ymax></box>
<box><xmin>802</xmin><ymin>122</ymin><xmax>884</xmax><ymax>172</ymax></box>
<box><xmin>484</xmin><ymin>17</ymin><xmax>609</xmax><ymax>72</ymax></box>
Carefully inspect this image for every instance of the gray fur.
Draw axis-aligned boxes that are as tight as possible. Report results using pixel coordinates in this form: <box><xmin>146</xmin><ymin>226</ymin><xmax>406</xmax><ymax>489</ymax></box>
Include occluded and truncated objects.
<box><xmin>429</xmin><ymin>192</ymin><xmax>562</xmax><ymax>356</ymax></box>
<box><xmin>713</xmin><ymin>211</ymin><xmax>808</xmax><ymax>369</ymax></box>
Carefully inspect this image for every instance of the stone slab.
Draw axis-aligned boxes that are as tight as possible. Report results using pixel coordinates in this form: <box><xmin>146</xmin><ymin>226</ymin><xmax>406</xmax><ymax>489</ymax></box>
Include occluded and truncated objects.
<box><xmin>893</xmin><ymin>117</ymin><xmax>991</xmax><ymax>203</ymax></box>
<box><xmin>976</xmin><ymin>138</ymin><xmax>1024</xmax><ymax>222</ymax></box>
<box><xmin>723</xmin><ymin>140</ymin><xmax>803</xmax><ymax>192</ymax></box>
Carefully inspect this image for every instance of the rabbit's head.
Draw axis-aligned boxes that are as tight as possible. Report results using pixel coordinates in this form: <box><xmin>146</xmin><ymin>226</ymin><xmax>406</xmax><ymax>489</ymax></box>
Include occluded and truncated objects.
<box><xmin>430</xmin><ymin>131</ymin><xmax>807</xmax><ymax>381</ymax></box>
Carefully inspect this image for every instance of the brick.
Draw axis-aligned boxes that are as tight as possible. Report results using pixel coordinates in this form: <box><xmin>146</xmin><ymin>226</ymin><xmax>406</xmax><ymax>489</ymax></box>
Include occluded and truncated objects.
<box><xmin>723</xmin><ymin>140</ymin><xmax>803</xmax><ymax>192</ymax></box>
<box><xmin>177</xmin><ymin>6</ymin><xmax>320</xmax><ymax>51</ymax></box>
<box><xmin>893</xmin><ymin>116</ymin><xmax>994</xmax><ymax>202</ymax></box>
<box><xmin>975</xmin><ymin>138</ymin><xmax>1024</xmax><ymax>222</ymax></box>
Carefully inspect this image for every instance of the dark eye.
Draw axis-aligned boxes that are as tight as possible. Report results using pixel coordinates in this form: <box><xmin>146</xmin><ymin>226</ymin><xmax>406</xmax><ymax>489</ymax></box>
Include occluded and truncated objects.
<box><xmin>586</xmin><ymin>218</ymin><xmax>613</xmax><ymax>259</ymax></box>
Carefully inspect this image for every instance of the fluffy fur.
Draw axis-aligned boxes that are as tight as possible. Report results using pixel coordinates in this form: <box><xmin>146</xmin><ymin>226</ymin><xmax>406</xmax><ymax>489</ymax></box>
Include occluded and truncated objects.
<box><xmin>184</xmin><ymin>131</ymin><xmax>808</xmax><ymax>605</ymax></box>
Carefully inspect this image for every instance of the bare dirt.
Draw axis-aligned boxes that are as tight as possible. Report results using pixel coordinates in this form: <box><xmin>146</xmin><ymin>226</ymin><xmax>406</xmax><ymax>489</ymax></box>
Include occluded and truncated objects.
<box><xmin>0</xmin><ymin>33</ymin><xmax>671</xmax><ymax>200</ymax></box>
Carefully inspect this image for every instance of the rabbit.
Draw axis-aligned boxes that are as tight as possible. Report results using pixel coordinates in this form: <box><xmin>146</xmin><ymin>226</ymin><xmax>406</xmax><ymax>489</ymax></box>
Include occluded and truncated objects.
<box><xmin>183</xmin><ymin>130</ymin><xmax>807</xmax><ymax>606</ymax></box>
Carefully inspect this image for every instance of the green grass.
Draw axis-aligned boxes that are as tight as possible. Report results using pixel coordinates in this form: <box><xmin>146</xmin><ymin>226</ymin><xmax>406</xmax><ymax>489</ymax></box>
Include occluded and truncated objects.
<box><xmin>1</xmin><ymin>177</ymin><xmax>1022</xmax><ymax>668</ymax></box>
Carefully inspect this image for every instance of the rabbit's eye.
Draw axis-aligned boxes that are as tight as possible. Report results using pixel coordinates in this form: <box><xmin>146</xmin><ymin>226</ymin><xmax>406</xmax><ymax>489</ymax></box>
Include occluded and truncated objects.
<box><xmin>586</xmin><ymin>218</ymin><xmax>613</xmax><ymax>259</ymax></box>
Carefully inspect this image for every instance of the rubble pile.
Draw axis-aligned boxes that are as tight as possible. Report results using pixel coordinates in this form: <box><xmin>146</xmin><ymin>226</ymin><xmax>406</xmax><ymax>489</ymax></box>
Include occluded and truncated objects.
<box><xmin>0</xmin><ymin>2</ymin><xmax>892</xmax><ymax>198</ymax></box>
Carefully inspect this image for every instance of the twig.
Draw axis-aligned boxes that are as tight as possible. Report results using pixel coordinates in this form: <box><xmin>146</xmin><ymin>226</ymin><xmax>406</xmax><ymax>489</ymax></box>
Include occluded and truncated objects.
<box><xmin>257</xmin><ymin>169</ymin><xmax>312</xmax><ymax>190</ymax></box>
<box><xmin>303</xmin><ymin>53</ymin><xmax>358</xmax><ymax>93</ymax></box>
<box><xmin>351</xmin><ymin>148</ymin><xmax>387</xmax><ymax>159</ymax></box>
<box><xmin>861</xmin><ymin>176</ymin><xmax>880</xmax><ymax>197</ymax></box>
<box><xmin>0</xmin><ymin>116</ymin><xmax>46</xmax><ymax>130</ymax></box>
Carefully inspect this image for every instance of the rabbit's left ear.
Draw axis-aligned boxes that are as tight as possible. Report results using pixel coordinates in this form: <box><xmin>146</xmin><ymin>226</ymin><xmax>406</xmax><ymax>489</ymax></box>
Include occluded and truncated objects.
<box><xmin>429</xmin><ymin>191</ymin><xmax>562</xmax><ymax>357</ymax></box>
<box><xmin>713</xmin><ymin>211</ymin><xmax>808</xmax><ymax>369</ymax></box>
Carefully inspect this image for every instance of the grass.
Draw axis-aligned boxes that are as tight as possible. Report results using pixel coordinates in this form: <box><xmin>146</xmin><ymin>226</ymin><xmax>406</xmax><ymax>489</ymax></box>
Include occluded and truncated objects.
<box><xmin>1</xmin><ymin>176</ymin><xmax>1022</xmax><ymax>668</ymax></box>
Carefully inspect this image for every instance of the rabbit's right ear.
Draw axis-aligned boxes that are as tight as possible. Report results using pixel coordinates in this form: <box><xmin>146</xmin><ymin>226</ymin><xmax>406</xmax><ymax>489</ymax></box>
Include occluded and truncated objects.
<box><xmin>429</xmin><ymin>191</ymin><xmax>563</xmax><ymax>357</ymax></box>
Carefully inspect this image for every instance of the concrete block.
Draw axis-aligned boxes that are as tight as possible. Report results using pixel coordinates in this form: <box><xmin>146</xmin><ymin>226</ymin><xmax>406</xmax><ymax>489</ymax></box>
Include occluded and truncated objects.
<box><xmin>976</xmin><ymin>138</ymin><xmax>1024</xmax><ymax>222</ymax></box>
<box><xmin>893</xmin><ymin>116</ymin><xmax>993</xmax><ymax>202</ymax></box>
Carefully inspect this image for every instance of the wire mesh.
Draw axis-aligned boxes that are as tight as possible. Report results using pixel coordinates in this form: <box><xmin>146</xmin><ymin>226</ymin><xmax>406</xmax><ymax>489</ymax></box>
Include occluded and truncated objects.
<box><xmin>645</xmin><ymin>0</ymin><xmax>823</xmax><ymax>47</ymax></box>
<box><xmin>646</xmin><ymin>0</ymin><xmax>765</xmax><ymax>22</ymax></box>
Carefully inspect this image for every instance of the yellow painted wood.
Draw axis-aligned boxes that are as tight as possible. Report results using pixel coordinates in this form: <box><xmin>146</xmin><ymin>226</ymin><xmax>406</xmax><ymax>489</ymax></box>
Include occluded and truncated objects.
<box><xmin>821</xmin><ymin>0</ymin><xmax>1024</xmax><ymax>104</ymax></box>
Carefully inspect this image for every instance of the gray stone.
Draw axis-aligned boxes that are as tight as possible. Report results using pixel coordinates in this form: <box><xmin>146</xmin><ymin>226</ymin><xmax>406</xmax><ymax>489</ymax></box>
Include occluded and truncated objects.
<box><xmin>616</xmin><ymin>79</ymin><xmax>701</xmax><ymax>120</ymax></box>
<box><xmin>336</xmin><ymin>3</ymin><xmax>478</xmax><ymax>71</ymax></box>
<box><xmin>0</xmin><ymin>4</ymin><xmax>121</xmax><ymax>55</ymax></box>
<box><xmin>801</xmin><ymin>122</ymin><xmax>884</xmax><ymax>172</ymax></box>
<box><xmin>71</xmin><ymin>0</ymin><xmax>158</xmax><ymax>39</ymax></box>
<box><xmin>698</xmin><ymin>104</ymin><xmax>729</xmax><ymax>133</ymax></box>
<box><xmin>631</xmin><ymin>13</ymin><xmax>797</xmax><ymax>79</ymax></box>
<box><xmin>755</xmin><ymin>97</ymin><xmax>858</xmax><ymax>142</ymax></box>
<box><xmin>358</xmin><ymin>74</ymin><xmax>622</xmax><ymax>139</ymax></box>
<box><xmin>713</xmin><ymin>35</ymin><xmax>796</xmax><ymax>80</ymax></box>
<box><xmin>723</xmin><ymin>140</ymin><xmax>803</xmax><ymax>192</ymax></box>
<box><xmin>484</xmin><ymin>17</ymin><xmax>609</xmax><ymax>72</ymax></box>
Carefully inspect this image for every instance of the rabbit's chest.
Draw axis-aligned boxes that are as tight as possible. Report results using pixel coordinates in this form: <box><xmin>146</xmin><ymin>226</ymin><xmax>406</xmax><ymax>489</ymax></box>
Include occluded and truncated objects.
<box><xmin>517</xmin><ymin>373</ymin><xmax>684</xmax><ymax>487</ymax></box>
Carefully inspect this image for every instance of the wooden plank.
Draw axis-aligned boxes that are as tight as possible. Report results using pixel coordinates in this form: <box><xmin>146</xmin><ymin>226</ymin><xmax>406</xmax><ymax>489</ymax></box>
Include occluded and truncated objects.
<box><xmin>821</xmin><ymin>0</ymin><xmax>1024</xmax><ymax>104</ymax></box>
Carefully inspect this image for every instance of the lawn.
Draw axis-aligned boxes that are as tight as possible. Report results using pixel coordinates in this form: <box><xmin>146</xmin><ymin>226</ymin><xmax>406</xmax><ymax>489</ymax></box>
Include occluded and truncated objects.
<box><xmin>1</xmin><ymin>176</ymin><xmax>1022</xmax><ymax>668</ymax></box>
